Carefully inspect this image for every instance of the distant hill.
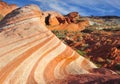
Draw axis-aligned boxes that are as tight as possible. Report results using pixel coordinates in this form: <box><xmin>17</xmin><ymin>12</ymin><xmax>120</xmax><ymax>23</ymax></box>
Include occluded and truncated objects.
<box><xmin>88</xmin><ymin>16</ymin><xmax>120</xmax><ymax>19</ymax></box>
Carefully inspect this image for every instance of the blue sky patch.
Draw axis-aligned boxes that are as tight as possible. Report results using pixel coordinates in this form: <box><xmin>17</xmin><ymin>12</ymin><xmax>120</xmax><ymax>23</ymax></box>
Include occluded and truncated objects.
<box><xmin>3</xmin><ymin>0</ymin><xmax>120</xmax><ymax>16</ymax></box>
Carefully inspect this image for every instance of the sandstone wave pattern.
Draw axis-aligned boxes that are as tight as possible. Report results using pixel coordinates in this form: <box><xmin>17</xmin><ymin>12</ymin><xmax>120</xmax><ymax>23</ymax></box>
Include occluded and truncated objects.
<box><xmin>0</xmin><ymin>5</ymin><xmax>120</xmax><ymax>84</ymax></box>
<box><xmin>0</xmin><ymin>5</ymin><xmax>97</xmax><ymax>84</ymax></box>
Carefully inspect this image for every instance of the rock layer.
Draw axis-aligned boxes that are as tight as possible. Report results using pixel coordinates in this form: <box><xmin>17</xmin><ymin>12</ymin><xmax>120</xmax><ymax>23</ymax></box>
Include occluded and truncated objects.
<box><xmin>0</xmin><ymin>4</ymin><xmax>96</xmax><ymax>84</ymax></box>
<box><xmin>43</xmin><ymin>11</ymin><xmax>89</xmax><ymax>31</ymax></box>
<box><xmin>48</xmin><ymin>20</ymin><xmax>89</xmax><ymax>31</ymax></box>
<box><xmin>0</xmin><ymin>5</ymin><xmax>120</xmax><ymax>84</ymax></box>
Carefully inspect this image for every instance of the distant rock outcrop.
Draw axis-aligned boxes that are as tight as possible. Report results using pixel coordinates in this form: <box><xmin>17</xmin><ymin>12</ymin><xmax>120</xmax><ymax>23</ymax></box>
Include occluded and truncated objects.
<box><xmin>48</xmin><ymin>19</ymin><xmax>89</xmax><ymax>31</ymax></box>
<box><xmin>43</xmin><ymin>11</ymin><xmax>63</xmax><ymax>26</ymax></box>
<box><xmin>0</xmin><ymin>4</ymin><xmax>120</xmax><ymax>84</ymax></box>
<box><xmin>43</xmin><ymin>11</ymin><xmax>89</xmax><ymax>31</ymax></box>
<box><xmin>65</xmin><ymin>12</ymin><xmax>80</xmax><ymax>23</ymax></box>
<box><xmin>0</xmin><ymin>1</ymin><xmax>17</xmax><ymax>16</ymax></box>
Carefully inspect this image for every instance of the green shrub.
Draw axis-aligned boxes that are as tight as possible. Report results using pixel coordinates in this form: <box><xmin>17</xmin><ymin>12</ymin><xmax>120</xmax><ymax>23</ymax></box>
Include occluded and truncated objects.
<box><xmin>103</xmin><ymin>27</ymin><xmax>120</xmax><ymax>32</ymax></box>
<box><xmin>76</xmin><ymin>49</ymin><xmax>86</xmax><ymax>56</ymax></box>
<box><xmin>52</xmin><ymin>30</ymin><xmax>66</xmax><ymax>39</ymax></box>
<box><xmin>81</xmin><ymin>28</ymin><xmax>95</xmax><ymax>33</ymax></box>
<box><xmin>0</xmin><ymin>14</ymin><xmax>3</xmax><ymax>21</ymax></box>
<box><xmin>115</xmin><ymin>63</ymin><xmax>120</xmax><ymax>71</ymax></box>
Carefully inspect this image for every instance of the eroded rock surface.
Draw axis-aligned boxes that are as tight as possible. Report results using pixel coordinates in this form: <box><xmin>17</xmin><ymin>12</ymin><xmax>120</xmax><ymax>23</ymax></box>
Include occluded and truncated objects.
<box><xmin>0</xmin><ymin>4</ymin><xmax>119</xmax><ymax>84</ymax></box>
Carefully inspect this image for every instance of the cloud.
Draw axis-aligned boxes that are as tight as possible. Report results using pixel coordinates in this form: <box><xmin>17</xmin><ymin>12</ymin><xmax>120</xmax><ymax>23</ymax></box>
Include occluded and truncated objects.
<box><xmin>3</xmin><ymin>0</ymin><xmax>120</xmax><ymax>16</ymax></box>
<box><xmin>31</xmin><ymin>0</ymin><xmax>120</xmax><ymax>16</ymax></box>
<box><xmin>105</xmin><ymin>0</ymin><xmax>120</xmax><ymax>10</ymax></box>
<box><xmin>32</xmin><ymin>0</ymin><xmax>92</xmax><ymax>15</ymax></box>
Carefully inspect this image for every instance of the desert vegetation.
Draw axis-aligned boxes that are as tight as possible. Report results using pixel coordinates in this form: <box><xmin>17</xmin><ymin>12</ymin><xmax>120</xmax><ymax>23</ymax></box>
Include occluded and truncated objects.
<box><xmin>52</xmin><ymin>28</ymin><xmax>120</xmax><ymax>74</ymax></box>
<box><xmin>0</xmin><ymin>14</ymin><xmax>3</xmax><ymax>21</ymax></box>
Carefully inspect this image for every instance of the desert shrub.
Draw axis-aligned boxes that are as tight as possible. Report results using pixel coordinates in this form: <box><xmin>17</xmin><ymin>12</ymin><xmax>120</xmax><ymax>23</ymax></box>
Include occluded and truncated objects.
<box><xmin>63</xmin><ymin>30</ymin><xmax>68</xmax><ymax>35</ymax></box>
<box><xmin>76</xmin><ymin>49</ymin><xmax>86</xmax><ymax>56</ymax></box>
<box><xmin>103</xmin><ymin>27</ymin><xmax>120</xmax><ymax>32</ymax></box>
<box><xmin>115</xmin><ymin>63</ymin><xmax>120</xmax><ymax>71</ymax></box>
<box><xmin>52</xmin><ymin>30</ymin><xmax>66</xmax><ymax>39</ymax></box>
<box><xmin>95</xmin><ymin>63</ymin><xmax>102</xmax><ymax>68</ymax></box>
<box><xmin>0</xmin><ymin>14</ymin><xmax>3</xmax><ymax>21</ymax></box>
<box><xmin>103</xmin><ymin>29</ymin><xmax>112</xmax><ymax>31</ymax></box>
<box><xmin>81</xmin><ymin>28</ymin><xmax>95</xmax><ymax>33</ymax></box>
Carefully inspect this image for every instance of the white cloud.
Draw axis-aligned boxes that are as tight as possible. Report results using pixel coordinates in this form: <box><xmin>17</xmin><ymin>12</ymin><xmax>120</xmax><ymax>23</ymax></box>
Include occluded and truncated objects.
<box><xmin>30</xmin><ymin>0</ymin><xmax>120</xmax><ymax>16</ymax></box>
<box><xmin>48</xmin><ymin>3</ymin><xmax>70</xmax><ymax>14</ymax></box>
<box><xmin>105</xmin><ymin>0</ymin><xmax>120</xmax><ymax>10</ymax></box>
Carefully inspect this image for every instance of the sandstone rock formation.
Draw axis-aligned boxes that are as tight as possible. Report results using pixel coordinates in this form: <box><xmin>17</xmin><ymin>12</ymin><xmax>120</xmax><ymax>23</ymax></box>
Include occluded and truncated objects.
<box><xmin>83</xmin><ymin>32</ymin><xmax>120</xmax><ymax>69</ymax></box>
<box><xmin>67</xmin><ymin>12</ymin><xmax>79</xmax><ymax>18</ymax></box>
<box><xmin>30</xmin><ymin>10</ymin><xmax>89</xmax><ymax>31</ymax></box>
<box><xmin>0</xmin><ymin>4</ymin><xmax>120</xmax><ymax>84</ymax></box>
<box><xmin>65</xmin><ymin>12</ymin><xmax>80</xmax><ymax>23</ymax></box>
<box><xmin>43</xmin><ymin>11</ymin><xmax>63</xmax><ymax>26</ymax></box>
<box><xmin>48</xmin><ymin>20</ymin><xmax>89</xmax><ymax>31</ymax></box>
<box><xmin>66</xmin><ymin>30</ymin><xmax>120</xmax><ymax>71</ymax></box>
<box><xmin>48</xmin><ymin>23</ymin><xmax>83</xmax><ymax>31</ymax></box>
<box><xmin>0</xmin><ymin>1</ymin><xmax>17</xmax><ymax>16</ymax></box>
<box><xmin>43</xmin><ymin>11</ymin><xmax>89</xmax><ymax>31</ymax></box>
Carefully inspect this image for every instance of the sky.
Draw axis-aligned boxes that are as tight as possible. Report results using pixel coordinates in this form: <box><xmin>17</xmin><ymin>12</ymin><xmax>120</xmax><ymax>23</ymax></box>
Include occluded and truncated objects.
<box><xmin>3</xmin><ymin>0</ymin><xmax>120</xmax><ymax>16</ymax></box>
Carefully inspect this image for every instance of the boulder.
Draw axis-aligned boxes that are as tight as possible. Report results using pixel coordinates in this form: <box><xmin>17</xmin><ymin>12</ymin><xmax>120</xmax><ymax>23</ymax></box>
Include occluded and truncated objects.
<box><xmin>67</xmin><ymin>12</ymin><xmax>79</xmax><ymax>18</ymax></box>
<box><xmin>65</xmin><ymin>12</ymin><xmax>80</xmax><ymax>23</ymax></box>
<box><xmin>48</xmin><ymin>15</ymin><xmax>60</xmax><ymax>26</ymax></box>
<box><xmin>43</xmin><ymin>11</ymin><xmax>64</xmax><ymax>25</ymax></box>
